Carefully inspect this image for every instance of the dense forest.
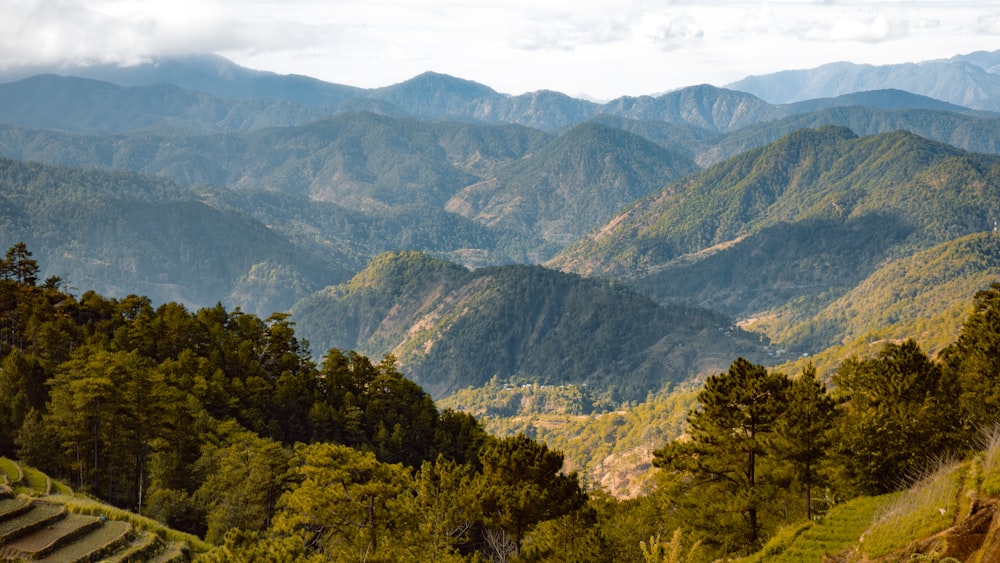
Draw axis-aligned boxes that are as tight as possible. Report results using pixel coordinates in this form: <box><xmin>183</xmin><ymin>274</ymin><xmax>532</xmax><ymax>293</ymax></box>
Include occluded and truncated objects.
<box><xmin>4</xmin><ymin>241</ymin><xmax>1000</xmax><ymax>562</ymax></box>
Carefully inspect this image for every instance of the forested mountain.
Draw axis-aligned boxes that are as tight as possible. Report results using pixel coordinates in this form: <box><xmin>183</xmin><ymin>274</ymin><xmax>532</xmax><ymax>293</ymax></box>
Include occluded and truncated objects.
<box><xmin>0</xmin><ymin>157</ymin><xmax>353</xmax><ymax>314</ymax></box>
<box><xmin>550</xmin><ymin>126</ymin><xmax>1000</xmax><ymax>353</ymax></box>
<box><xmin>445</xmin><ymin>122</ymin><xmax>698</xmax><ymax>255</ymax></box>
<box><xmin>7</xmin><ymin>249</ymin><xmax>1000</xmax><ymax>561</ymax></box>
<box><xmin>7</xmin><ymin>48</ymin><xmax>1000</xmax><ymax>563</ymax></box>
<box><xmin>699</xmin><ymin>104</ymin><xmax>1000</xmax><ymax>165</ymax></box>
<box><xmin>2</xmin><ymin>56</ymin><xmax>1000</xmax><ymax>390</ymax></box>
<box><xmin>0</xmin><ymin>114</ymin><xmax>694</xmax><ymax>262</ymax></box>
<box><xmin>289</xmin><ymin>251</ymin><xmax>770</xmax><ymax>401</ymax></box>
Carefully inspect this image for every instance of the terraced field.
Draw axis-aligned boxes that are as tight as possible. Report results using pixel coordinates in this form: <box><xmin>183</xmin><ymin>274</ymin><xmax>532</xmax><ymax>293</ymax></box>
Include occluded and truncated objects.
<box><xmin>0</xmin><ymin>458</ymin><xmax>195</xmax><ymax>562</ymax></box>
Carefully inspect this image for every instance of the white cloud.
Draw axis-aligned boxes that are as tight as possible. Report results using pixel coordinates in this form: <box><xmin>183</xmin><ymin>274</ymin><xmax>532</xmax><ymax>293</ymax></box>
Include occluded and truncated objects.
<box><xmin>643</xmin><ymin>13</ymin><xmax>705</xmax><ymax>51</ymax></box>
<box><xmin>509</xmin><ymin>12</ymin><xmax>633</xmax><ymax>52</ymax></box>
<box><xmin>798</xmin><ymin>12</ymin><xmax>908</xmax><ymax>43</ymax></box>
<box><xmin>1</xmin><ymin>0</ymin><xmax>999</xmax><ymax>99</ymax></box>
<box><xmin>977</xmin><ymin>11</ymin><xmax>1000</xmax><ymax>35</ymax></box>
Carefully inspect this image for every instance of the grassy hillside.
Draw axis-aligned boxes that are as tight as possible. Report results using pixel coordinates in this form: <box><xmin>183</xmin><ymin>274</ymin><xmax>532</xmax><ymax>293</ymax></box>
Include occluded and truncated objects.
<box><xmin>742</xmin><ymin>433</ymin><xmax>1000</xmax><ymax>562</ymax></box>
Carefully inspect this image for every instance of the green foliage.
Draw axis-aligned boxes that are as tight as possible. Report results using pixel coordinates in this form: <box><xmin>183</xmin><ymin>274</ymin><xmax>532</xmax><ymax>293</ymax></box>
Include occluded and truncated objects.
<box><xmin>737</xmin><ymin>521</ymin><xmax>813</xmax><ymax>563</ymax></box>
<box><xmin>477</xmin><ymin>433</ymin><xmax>587</xmax><ymax>557</ymax></box>
<box><xmin>775</xmin><ymin>364</ymin><xmax>837</xmax><ymax>519</ymax></box>
<box><xmin>654</xmin><ymin>358</ymin><xmax>791</xmax><ymax>554</ymax></box>
<box><xmin>196</xmin><ymin>429</ymin><xmax>291</xmax><ymax>544</ymax></box>
<box><xmin>940</xmin><ymin>282</ymin><xmax>1000</xmax><ymax>436</ymax></box>
<box><xmin>740</xmin><ymin>494</ymin><xmax>894</xmax><ymax>563</ymax></box>
<box><xmin>0</xmin><ymin>349</ymin><xmax>47</xmax><ymax>455</ymax></box>
<box><xmin>272</xmin><ymin>442</ymin><xmax>416</xmax><ymax>561</ymax></box>
<box><xmin>639</xmin><ymin>528</ymin><xmax>703</xmax><ymax>563</ymax></box>
<box><xmin>832</xmin><ymin>340</ymin><xmax>961</xmax><ymax>494</ymax></box>
<box><xmin>0</xmin><ymin>247</ymin><xmax>507</xmax><ymax>546</ymax></box>
<box><xmin>980</xmin><ymin>427</ymin><xmax>1000</xmax><ymax>496</ymax></box>
<box><xmin>295</xmin><ymin>251</ymin><xmax>769</xmax><ymax>403</ymax></box>
<box><xmin>520</xmin><ymin>506</ymin><xmax>611</xmax><ymax>563</ymax></box>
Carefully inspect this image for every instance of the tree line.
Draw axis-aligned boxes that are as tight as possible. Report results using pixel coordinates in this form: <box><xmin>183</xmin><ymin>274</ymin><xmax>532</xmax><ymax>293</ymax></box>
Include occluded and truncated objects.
<box><xmin>5</xmin><ymin>241</ymin><xmax>1000</xmax><ymax>561</ymax></box>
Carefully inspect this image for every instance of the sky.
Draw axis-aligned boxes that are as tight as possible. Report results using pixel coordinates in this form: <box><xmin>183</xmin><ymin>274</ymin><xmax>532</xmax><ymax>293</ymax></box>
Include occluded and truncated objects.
<box><xmin>2</xmin><ymin>0</ymin><xmax>1000</xmax><ymax>100</ymax></box>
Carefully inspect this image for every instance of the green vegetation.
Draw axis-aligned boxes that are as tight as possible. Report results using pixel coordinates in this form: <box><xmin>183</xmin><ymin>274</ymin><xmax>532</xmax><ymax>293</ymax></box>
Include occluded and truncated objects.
<box><xmin>447</xmin><ymin>122</ymin><xmax>697</xmax><ymax>252</ymax></box>
<box><xmin>648</xmin><ymin>284</ymin><xmax>1000</xmax><ymax>561</ymax></box>
<box><xmin>294</xmin><ymin>250</ymin><xmax>770</xmax><ymax>402</ymax></box>
<box><xmin>863</xmin><ymin>462</ymin><xmax>966</xmax><ymax>559</ymax></box>
<box><xmin>551</xmin><ymin>127</ymin><xmax>1000</xmax><ymax>358</ymax></box>
<box><xmin>741</xmin><ymin>494</ymin><xmax>894</xmax><ymax>562</ymax></box>
<box><xmin>0</xmin><ymin>245</ymin><xmax>593</xmax><ymax>561</ymax></box>
<box><xmin>3</xmin><ymin>105</ymin><xmax>1000</xmax><ymax>559</ymax></box>
<box><xmin>0</xmin><ymin>458</ymin><xmax>21</xmax><ymax>486</ymax></box>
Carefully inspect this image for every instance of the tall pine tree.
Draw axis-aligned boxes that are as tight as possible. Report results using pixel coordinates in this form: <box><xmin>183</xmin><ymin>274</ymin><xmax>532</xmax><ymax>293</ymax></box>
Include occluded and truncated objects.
<box><xmin>653</xmin><ymin>358</ymin><xmax>789</xmax><ymax>554</ymax></box>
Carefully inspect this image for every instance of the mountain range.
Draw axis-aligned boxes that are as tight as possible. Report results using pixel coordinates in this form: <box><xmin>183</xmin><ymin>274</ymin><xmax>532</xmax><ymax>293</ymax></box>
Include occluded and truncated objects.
<box><xmin>728</xmin><ymin>50</ymin><xmax>1000</xmax><ymax>109</ymax></box>
<box><xmin>2</xmin><ymin>51</ymin><xmax>1000</xmax><ymax>401</ymax></box>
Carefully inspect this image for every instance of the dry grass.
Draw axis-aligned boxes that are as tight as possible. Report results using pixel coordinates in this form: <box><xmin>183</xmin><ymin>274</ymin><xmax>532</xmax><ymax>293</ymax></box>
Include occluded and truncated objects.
<box><xmin>863</xmin><ymin>461</ymin><xmax>967</xmax><ymax>559</ymax></box>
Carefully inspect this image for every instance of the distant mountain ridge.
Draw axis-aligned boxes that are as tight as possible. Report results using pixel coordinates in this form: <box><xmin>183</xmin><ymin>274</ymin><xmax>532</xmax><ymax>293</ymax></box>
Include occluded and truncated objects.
<box><xmin>3</xmin><ymin>52</ymin><xmax>996</xmax><ymax>135</ymax></box>
<box><xmin>728</xmin><ymin>52</ymin><xmax>1000</xmax><ymax>109</ymax></box>
<box><xmin>0</xmin><ymin>157</ymin><xmax>350</xmax><ymax>314</ymax></box>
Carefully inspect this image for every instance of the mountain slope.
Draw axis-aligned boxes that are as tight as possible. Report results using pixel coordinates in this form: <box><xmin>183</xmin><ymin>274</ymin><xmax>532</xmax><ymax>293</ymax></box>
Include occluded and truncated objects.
<box><xmin>550</xmin><ymin>128</ymin><xmax>1000</xmax><ymax>346</ymax></box>
<box><xmin>290</xmin><ymin>251</ymin><xmax>770</xmax><ymax>401</ymax></box>
<box><xmin>445</xmin><ymin>122</ymin><xmax>699</xmax><ymax>257</ymax></box>
<box><xmin>757</xmin><ymin>232</ymin><xmax>1000</xmax><ymax>355</ymax></box>
<box><xmin>702</xmin><ymin>105</ymin><xmax>1000</xmax><ymax>165</ymax></box>
<box><xmin>0</xmin><ymin>158</ymin><xmax>350</xmax><ymax>314</ymax></box>
<box><xmin>3</xmin><ymin>57</ymin><xmax>998</xmax><ymax>139</ymax></box>
<box><xmin>0</xmin><ymin>75</ymin><xmax>333</xmax><ymax>134</ymax></box>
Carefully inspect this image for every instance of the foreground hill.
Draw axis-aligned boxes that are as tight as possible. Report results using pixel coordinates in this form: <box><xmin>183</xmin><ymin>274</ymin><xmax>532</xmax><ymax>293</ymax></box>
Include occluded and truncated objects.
<box><xmin>290</xmin><ymin>251</ymin><xmax>770</xmax><ymax>401</ymax></box>
<box><xmin>551</xmin><ymin>127</ymin><xmax>1000</xmax><ymax>352</ymax></box>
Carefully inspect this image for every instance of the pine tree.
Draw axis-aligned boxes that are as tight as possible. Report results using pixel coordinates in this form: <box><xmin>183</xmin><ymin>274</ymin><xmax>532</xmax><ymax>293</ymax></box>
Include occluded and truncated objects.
<box><xmin>833</xmin><ymin>340</ymin><xmax>960</xmax><ymax>494</ymax></box>
<box><xmin>653</xmin><ymin>358</ymin><xmax>790</xmax><ymax>554</ymax></box>
<box><xmin>775</xmin><ymin>363</ymin><xmax>836</xmax><ymax>520</ymax></box>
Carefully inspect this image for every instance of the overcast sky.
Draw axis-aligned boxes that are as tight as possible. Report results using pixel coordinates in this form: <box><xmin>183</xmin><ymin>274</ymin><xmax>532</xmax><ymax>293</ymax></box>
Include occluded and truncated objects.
<box><xmin>3</xmin><ymin>0</ymin><xmax>1000</xmax><ymax>99</ymax></box>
